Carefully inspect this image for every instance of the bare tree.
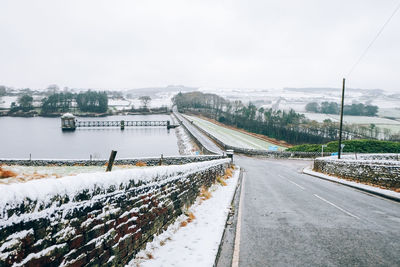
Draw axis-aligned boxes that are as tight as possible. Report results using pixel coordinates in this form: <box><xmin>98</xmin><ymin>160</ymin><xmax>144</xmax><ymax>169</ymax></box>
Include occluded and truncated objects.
<box><xmin>0</xmin><ymin>85</ymin><xmax>6</xmax><ymax>96</ymax></box>
<box><xmin>46</xmin><ymin>84</ymin><xmax>60</xmax><ymax>95</ymax></box>
<box><xmin>139</xmin><ymin>96</ymin><xmax>151</xmax><ymax>109</ymax></box>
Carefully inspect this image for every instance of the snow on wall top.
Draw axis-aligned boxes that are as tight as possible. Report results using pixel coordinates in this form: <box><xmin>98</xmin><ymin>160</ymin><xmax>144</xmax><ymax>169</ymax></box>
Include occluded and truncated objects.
<box><xmin>0</xmin><ymin>158</ymin><xmax>229</xmax><ymax>221</ymax></box>
<box><xmin>316</xmin><ymin>153</ymin><xmax>400</xmax><ymax>165</ymax></box>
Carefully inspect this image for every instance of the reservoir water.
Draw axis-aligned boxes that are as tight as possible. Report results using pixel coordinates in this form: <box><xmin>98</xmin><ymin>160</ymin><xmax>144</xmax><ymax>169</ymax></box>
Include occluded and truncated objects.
<box><xmin>0</xmin><ymin>115</ymin><xmax>179</xmax><ymax>159</ymax></box>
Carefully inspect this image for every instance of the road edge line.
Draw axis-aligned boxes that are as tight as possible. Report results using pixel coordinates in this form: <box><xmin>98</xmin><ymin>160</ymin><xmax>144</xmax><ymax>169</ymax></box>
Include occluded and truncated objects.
<box><xmin>303</xmin><ymin>167</ymin><xmax>400</xmax><ymax>203</ymax></box>
<box><xmin>213</xmin><ymin>167</ymin><xmax>242</xmax><ymax>267</ymax></box>
<box><xmin>313</xmin><ymin>194</ymin><xmax>360</xmax><ymax>220</ymax></box>
<box><xmin>232</xmin><ymin>171</ymin><xmax>245</xmax><ymax>267</ymax></box>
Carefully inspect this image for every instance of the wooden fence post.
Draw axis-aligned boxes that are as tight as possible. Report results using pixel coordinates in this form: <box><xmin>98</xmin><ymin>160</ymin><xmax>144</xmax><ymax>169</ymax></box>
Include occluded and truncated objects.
<box><xmin>106</xmin><ymin>150</ymin><xmax>117</xmax><ymax>172</ymax></box>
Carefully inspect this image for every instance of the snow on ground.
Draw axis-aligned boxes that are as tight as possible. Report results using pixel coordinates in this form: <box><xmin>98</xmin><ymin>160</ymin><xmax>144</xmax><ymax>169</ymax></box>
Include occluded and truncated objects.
<box><xmin>0</xmin><ymin>96</ymin><xmax>18</xmax><ymax>108</ymax></box>
<box><xmin>301</xmin><ymin>112</ymin><xmax>400</xmax><ymax>134</ymax></box>
<box><xmin>171</xmin><ymin>114</ymin><xmax>198</xmax><ymax>155</ymax></box>
<box><xmin>128</xmin><ymin>167</ymin><xmax>240</xmax><ymax>267</ymax></box>
<box><xmin>175</xmin><ymin>125</ymin><xmax>198</xmax><ymax>155</ymax></box>
<box><xmin>378</xmin><ymin>108</ymin><xmax>400</xmax><ymax>119</ymax></box>
<box><xmin>185</xmin><ymin>115</ymin><xmax>285</xmax><ymax>150</ymax></box>
<box><xmin>301</xmin><ymin>112</ymin><xmax>400</xmax><ymax>125</ymax></box>
<box><xmin>109</xmin><ymin>99</ymin><xmax>131</xmax><ymax>107</ymax></box>
<box><xmin>127</xmin><ymin>96</ymin><xmax>173</xmax><ymax>109</ymax></box>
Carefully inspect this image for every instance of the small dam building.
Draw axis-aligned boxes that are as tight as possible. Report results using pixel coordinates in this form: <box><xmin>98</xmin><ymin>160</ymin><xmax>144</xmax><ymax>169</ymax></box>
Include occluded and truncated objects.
<box><xmin>61</xmin><ymin>113</ymin><xmax>76</xmax><ymax>131</ymax></box>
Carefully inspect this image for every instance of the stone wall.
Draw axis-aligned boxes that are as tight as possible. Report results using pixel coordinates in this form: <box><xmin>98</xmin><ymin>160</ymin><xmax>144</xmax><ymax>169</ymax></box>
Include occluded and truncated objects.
<box><xmin>0</xmin><ymin>155</ymin><xmax>224</xmax><ymax>167</ymax></box>
<box><xmin>0</xmin><ymin>159</ymin><xmax>230</xmax><ymax>266</ymax></box>
<box><xmin>313</xmin><ymin>154</ymin><xmax>400</xmax><ymax>189</ymax></box>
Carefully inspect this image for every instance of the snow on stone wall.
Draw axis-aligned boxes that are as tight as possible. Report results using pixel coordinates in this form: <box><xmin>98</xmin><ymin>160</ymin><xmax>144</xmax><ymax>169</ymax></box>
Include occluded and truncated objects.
<box><xmin>0</xmin><ymin>159</ymin><xmax>230</xmax><ymax>266</ymax></box>
<box><xmin>0</xmin><ymin>155</ymin><xmax>224</xmax><ymax>167</ymax></box>
<box><xmin>313</xmin><ymin>154</ymin><xmax>400</xmax><ymax>188</ymax></box>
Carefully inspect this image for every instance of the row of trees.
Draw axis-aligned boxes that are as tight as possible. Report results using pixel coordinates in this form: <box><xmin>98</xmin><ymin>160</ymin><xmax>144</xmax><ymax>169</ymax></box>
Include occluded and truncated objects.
<box><xmin>10</xmin><ymin>95</ymin><xmax>34</xmax><ymax>112</ymax></box>
<box><xmin>6</xmin><ymin>91</ymin><xmax>152</xmax><ymax>114</ymax></box>
<box><xmin>8</xmin><ymin>91</ymin><xmax>109</xmax><ymax>114</ymax></box>
<box><xmin>305</xmin><ymin>101</ymin><xmax>378</xmax><ymax>116</ymax></box>
<box><xmin>41</xmin><ymin>91</ymin><xmax>108</xmax><ymax>114</ymax></box>
<box><xmin>75</xmin><ymin>91</ymin><xmax>108</xmax><ymax>113</ymax></box>
<box><xmin>41</xmin><ymin>93</ymin><xmax>75</xmax><ymax>113</ymax></box>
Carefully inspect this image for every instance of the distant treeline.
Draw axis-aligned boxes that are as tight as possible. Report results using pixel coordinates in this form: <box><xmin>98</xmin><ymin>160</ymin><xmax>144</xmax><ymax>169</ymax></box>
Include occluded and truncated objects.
<box><xmin>41</xmin><ymin>91</ymin><xmax>108</xmax><ymax>114</ymax></box>
<box><xmin>173</xmin><ymin>92</ymin><xmax>333</xmax><ymax>144</ymax></box>
<box><xmin>305</xmin><ymin>101</ymin><xmax>378</xmax><ymax>116</ymax></box>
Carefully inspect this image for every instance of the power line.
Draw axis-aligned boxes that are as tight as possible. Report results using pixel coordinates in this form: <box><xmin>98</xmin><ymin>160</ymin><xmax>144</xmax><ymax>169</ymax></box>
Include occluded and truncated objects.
<box><xmin>346</xmin><ymin>1</ymin><xmax>400</xmax><ymax>78</ymax></box>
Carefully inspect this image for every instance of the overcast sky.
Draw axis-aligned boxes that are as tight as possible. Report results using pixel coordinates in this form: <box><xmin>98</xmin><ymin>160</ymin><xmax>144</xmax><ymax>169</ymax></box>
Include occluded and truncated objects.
<box><xmin>0</xmin><ymin>0</ymin><xmax>399</xmax><ymax>91</ymax></box>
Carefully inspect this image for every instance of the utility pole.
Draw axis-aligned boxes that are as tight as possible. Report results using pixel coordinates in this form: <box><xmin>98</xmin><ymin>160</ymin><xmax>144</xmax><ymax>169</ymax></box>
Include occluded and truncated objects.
<box><xmin>321</xmin><ymin>145</ymin><xmax>327</xmax><ymax>157</ymax></box>
<box><xmin>338</xmin><ymin>78</ymin><xmax>345</xmax><ymax>159</ymax></box>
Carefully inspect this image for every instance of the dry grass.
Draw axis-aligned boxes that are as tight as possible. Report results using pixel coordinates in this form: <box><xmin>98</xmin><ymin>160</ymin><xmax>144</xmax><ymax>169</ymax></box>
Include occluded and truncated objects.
<box><xmin>0</xmin><ymin>167</ymin><xmax>65</xmax><ymax>183</ymax></box>
<box><xmin>188</xmin><ymin>212</ymin><xmax>196</xmax><ymax>220</ymax></box>
<box><xmin>180</xmin><ymin>221</ymin><xmax>188</xmax><ymax>227</ymax></box>
<box><xmin>186</xmin><ymin>212</ymin><xmax>196</xmax><ymax>223</ymax></box>
<box><xmin>135</xmin><ymin>161</ymin><xmax>147</xmax><ymax>167</ymax></box>
<box><xmin>200</xmin><ymin>186</ymin><xmax>212</xmax><ymax>200</ymax></box>
<box><xmin>160</xmin><ymin>240</ymin><xmax>166</xmax><ymax>246</ymax></box>
<box><xmin>146</xmin><ymin>253</ymin><xmax>154</xmax><ymax>259</ymax></box>
<box><xmin>225</xmin><ymin>168</ymin><xmax>233</xmax><ymax>178</ymax></box>
<box><xmin>52</xmin><ymin>173</ymin><xmax>62</xmax><ymax>178</ymax></box>
<box><xmin>217</xmin><ymin>176</ymin><xmax>227</xmax><ymax>186</ymax></box>
<box><xmin>0</xmin><ymin>167</ymin><xmax>17</xmax><ymax>178</ymax></box>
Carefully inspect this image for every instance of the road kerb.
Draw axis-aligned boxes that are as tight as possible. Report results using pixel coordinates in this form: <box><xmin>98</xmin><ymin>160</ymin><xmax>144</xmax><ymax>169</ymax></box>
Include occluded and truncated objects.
<box><xmin>232</xmin><ymin>171</ymin><xmax>245</xmax><ymax>267</ymax></box>
<box><xmin>303</xmin><ymin>167</ymin><xmax>400</xmax><ymax>202</ymax></box>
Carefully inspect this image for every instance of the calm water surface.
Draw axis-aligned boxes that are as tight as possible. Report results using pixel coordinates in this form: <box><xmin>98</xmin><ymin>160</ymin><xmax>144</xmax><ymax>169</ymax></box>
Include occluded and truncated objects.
<box><xmin>0</xmin><ymin>115</ymin><xmax>179</xmax><ymax>159</ymax></box>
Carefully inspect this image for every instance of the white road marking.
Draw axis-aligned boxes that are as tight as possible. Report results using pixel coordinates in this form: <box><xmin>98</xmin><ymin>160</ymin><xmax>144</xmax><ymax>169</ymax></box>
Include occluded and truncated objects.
<box><xmin>278</xmin><ymin>174</ymin><xmax>306</xmax><ymax>190</ymax></box>
<box><xmin>313</xmin><ymin>194</ymin><xmax>360</xmax><ymax>220</ymax></box>
<box><xmin>288</xmin><ymin>180</ymin><xmax>305</xmax><ymax>190</ymax></box>
<box><xmin>232</xmin><ymin>172</ymin><xmax>245</xmax><ymax>267</ymax></box>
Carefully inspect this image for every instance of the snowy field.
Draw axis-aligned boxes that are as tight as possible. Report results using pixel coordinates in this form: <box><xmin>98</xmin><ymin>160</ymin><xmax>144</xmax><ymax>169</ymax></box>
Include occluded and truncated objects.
<box><xmin>301</xmin><ymin>112</ymin><xmax>400</xmax><ymax>134</ymax></box>
<box><xmin>0</xmin><ymin>165</ymin><xmax>149</xmax><ymax>184</ymax></box>
<box><xmin>0</xmin><ymin>96</ymin><xmax>17</xmax><ymax>108</ymax></box>
<box><xmin>108</xmin><ymin>96</ymin><xmax>173</xmax><ymax>111</ymax></box>
<box><xmin>184</xmin><ymin>115</ymin><xmax>286</xmax><ymax>150</ymax></box>
<box><xmin>128</xmin><ymin>166</ymin><xmax>240</xmax><ymax>267</ymax></box>
<box><xmin>198</xmin><ymin>87</ymin><xmax>400</xmax><ymax>121</ymax></box>
<box><xmin>301</xmin><ymin>113</ymin><xmax>400</xmax><ymax>125</ymax></box>
<box><xmin>378</xmin><ymin>108</ymin><xmax>400</xmax><ymax>119</ymax></box>
<box><xmin>128</xmin><ymin>94</ymin><xmax>173</xmax><ymax>108</ymax></box>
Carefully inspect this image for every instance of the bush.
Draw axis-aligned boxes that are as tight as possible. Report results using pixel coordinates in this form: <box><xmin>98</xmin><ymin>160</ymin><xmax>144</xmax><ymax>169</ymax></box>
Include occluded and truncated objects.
<box><xmin>287</xmin><ymin>139</ymin><xmax>400</xmax><ymax>153</ymax></box>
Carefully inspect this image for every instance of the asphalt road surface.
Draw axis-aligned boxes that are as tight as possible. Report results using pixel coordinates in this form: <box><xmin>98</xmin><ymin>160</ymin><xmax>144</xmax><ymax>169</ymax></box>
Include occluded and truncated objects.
<box><xmin>235</xmin><ymin>155</ymin><xmax>400</xmax><ymax>267</ymax></box>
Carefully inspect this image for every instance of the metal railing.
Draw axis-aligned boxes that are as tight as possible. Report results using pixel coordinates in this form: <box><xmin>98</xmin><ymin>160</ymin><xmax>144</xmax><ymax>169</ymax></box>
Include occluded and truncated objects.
<box><xmin>75</xmin><ymin>120</ymin><xmax>169</xmax><ymax>128</ymax></box>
